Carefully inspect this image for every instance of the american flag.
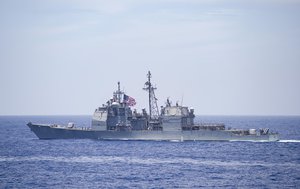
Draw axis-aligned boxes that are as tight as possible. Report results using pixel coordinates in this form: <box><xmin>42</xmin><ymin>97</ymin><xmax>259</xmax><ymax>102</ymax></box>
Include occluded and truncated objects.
<box><xmin>123</xmin><ymin>94</ymin><xmax>136</xmax><ymax>106</ymax></box>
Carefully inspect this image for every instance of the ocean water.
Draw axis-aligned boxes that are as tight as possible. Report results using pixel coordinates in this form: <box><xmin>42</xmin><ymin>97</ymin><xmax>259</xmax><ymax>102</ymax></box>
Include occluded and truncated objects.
<box><xmin>0</xmin><ymin>116</ymin><xmax>300</xmax><ymax>188</ymax></box>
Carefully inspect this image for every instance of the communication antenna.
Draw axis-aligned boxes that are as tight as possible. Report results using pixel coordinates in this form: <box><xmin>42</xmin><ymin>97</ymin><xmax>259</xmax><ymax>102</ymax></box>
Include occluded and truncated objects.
<box><xmin>143</xmin><ymin>71</ymin><xmax>160</xmax><ymax>120</ymax></box>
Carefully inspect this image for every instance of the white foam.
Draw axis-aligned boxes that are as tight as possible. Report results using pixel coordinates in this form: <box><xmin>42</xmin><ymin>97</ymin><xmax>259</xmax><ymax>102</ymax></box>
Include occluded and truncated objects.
<box><xmin>1</xmin><ymin>156</ymin><xmax>299</xmax><ymax>168</ymax></box>
<box><xmin>229</xmin><ymin>140</ymin><xmax>270</xmax><ymax>142</ymax></box>
<box><xmin>278</xmin><ymin>140</ymin><xmax>300</xmax><ymax>143</ymax></box>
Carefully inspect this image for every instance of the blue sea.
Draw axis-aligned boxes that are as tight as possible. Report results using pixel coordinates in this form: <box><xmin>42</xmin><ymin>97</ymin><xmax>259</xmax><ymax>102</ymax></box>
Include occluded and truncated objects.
<box><xmin>0</xmin><ymin>116</ymin><xmax>300</xmax><ymax>188</ymax></box>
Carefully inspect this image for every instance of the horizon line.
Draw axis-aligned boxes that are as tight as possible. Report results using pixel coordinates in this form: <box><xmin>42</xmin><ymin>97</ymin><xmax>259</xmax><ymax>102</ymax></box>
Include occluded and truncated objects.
<box><xmin>1</xmin><ymin>114</ymin><xmax>300</xmax><ymax>117</ymax></box>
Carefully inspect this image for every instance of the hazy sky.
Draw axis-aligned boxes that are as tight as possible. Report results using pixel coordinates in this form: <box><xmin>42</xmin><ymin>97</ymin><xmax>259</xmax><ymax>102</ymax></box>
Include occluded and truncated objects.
<box><xmin>0</xmin><ymin>0</ymin><xmax>300</xmax><ymax>115</ymax></box>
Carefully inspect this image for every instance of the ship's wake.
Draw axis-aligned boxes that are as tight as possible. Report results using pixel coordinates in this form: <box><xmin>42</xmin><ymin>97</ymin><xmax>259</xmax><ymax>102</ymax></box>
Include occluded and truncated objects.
<box><xmin>278</xmin><ymin>140</ymin><xmax>300</xmax><ymax>143</ymax></box>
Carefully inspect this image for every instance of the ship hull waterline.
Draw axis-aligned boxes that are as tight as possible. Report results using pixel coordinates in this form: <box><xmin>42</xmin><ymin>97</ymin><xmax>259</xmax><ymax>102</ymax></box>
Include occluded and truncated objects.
<box><xmin>28</xmin><ymin>123</ymin><xmax>279</xmax><ymax>142</ymax></box>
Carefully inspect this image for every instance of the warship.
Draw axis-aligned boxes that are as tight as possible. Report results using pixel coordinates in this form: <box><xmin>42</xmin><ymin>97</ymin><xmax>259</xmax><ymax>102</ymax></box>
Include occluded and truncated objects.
<box><xmin>27</xmin><ymin>71</ymin><xmax>279</xmax><ymax>141</ymax></box>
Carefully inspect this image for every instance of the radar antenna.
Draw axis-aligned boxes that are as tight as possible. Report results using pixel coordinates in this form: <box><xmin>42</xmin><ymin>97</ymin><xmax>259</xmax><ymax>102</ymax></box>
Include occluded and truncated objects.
<box><xmin>143</xmin><ymin>71</ymin><xmax>160</xmax><ymax>120</ymax></box>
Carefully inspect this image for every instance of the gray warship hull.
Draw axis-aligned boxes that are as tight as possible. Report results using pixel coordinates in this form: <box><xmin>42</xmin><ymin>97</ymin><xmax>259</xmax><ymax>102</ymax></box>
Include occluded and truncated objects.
<box><xmin>27</xmin><ymin>123</ymin><xmax>279</xmax><ymax>142</ymax></box>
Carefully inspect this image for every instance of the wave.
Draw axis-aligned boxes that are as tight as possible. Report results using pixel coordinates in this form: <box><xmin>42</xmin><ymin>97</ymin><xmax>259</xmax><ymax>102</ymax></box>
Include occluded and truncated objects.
<box><xmin>1</xmin><ymin>155</ymin><xmax>299</xmax><ymax>168</ymax></box>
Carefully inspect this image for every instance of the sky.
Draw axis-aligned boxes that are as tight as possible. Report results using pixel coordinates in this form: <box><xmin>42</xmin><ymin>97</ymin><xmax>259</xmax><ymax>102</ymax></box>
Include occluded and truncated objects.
<box><xmin>0</xmin><ymin>0</ymin><xmax>300</xmax><ymax>116</ymax></box>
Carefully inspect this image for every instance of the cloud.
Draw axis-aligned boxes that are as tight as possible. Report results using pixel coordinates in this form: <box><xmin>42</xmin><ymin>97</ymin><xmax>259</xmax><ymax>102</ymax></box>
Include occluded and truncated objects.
<box><xmin>205</xmin><ymin>9</ymin><xmax>241</xmax><ymax>16</ymax></box>
<box><xmin>59</xmin><ymin>0</ymin><xmax>131</xmax><ymax>15</ymax></box>
<box><xmin>32</xmin><ymin>21</ymin><xmax>98</xmax><ymax>36</ymax></box>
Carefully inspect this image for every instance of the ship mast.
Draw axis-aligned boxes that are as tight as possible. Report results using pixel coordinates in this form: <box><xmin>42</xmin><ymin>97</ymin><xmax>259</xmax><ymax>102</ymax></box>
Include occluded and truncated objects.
<box><xmin>117</xmin><ymin>81</ymin><xmax>121</xmax><ymax>103</ymax></box>
<box><xmin>143</xmin><ymin>71</ymin><xmax>159</xmax><ymax>120</ymax></box>
<box><xmin>114</xmin><ymin>81</ymin><xmax>123</xmax><ymax>103</ymax></box>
